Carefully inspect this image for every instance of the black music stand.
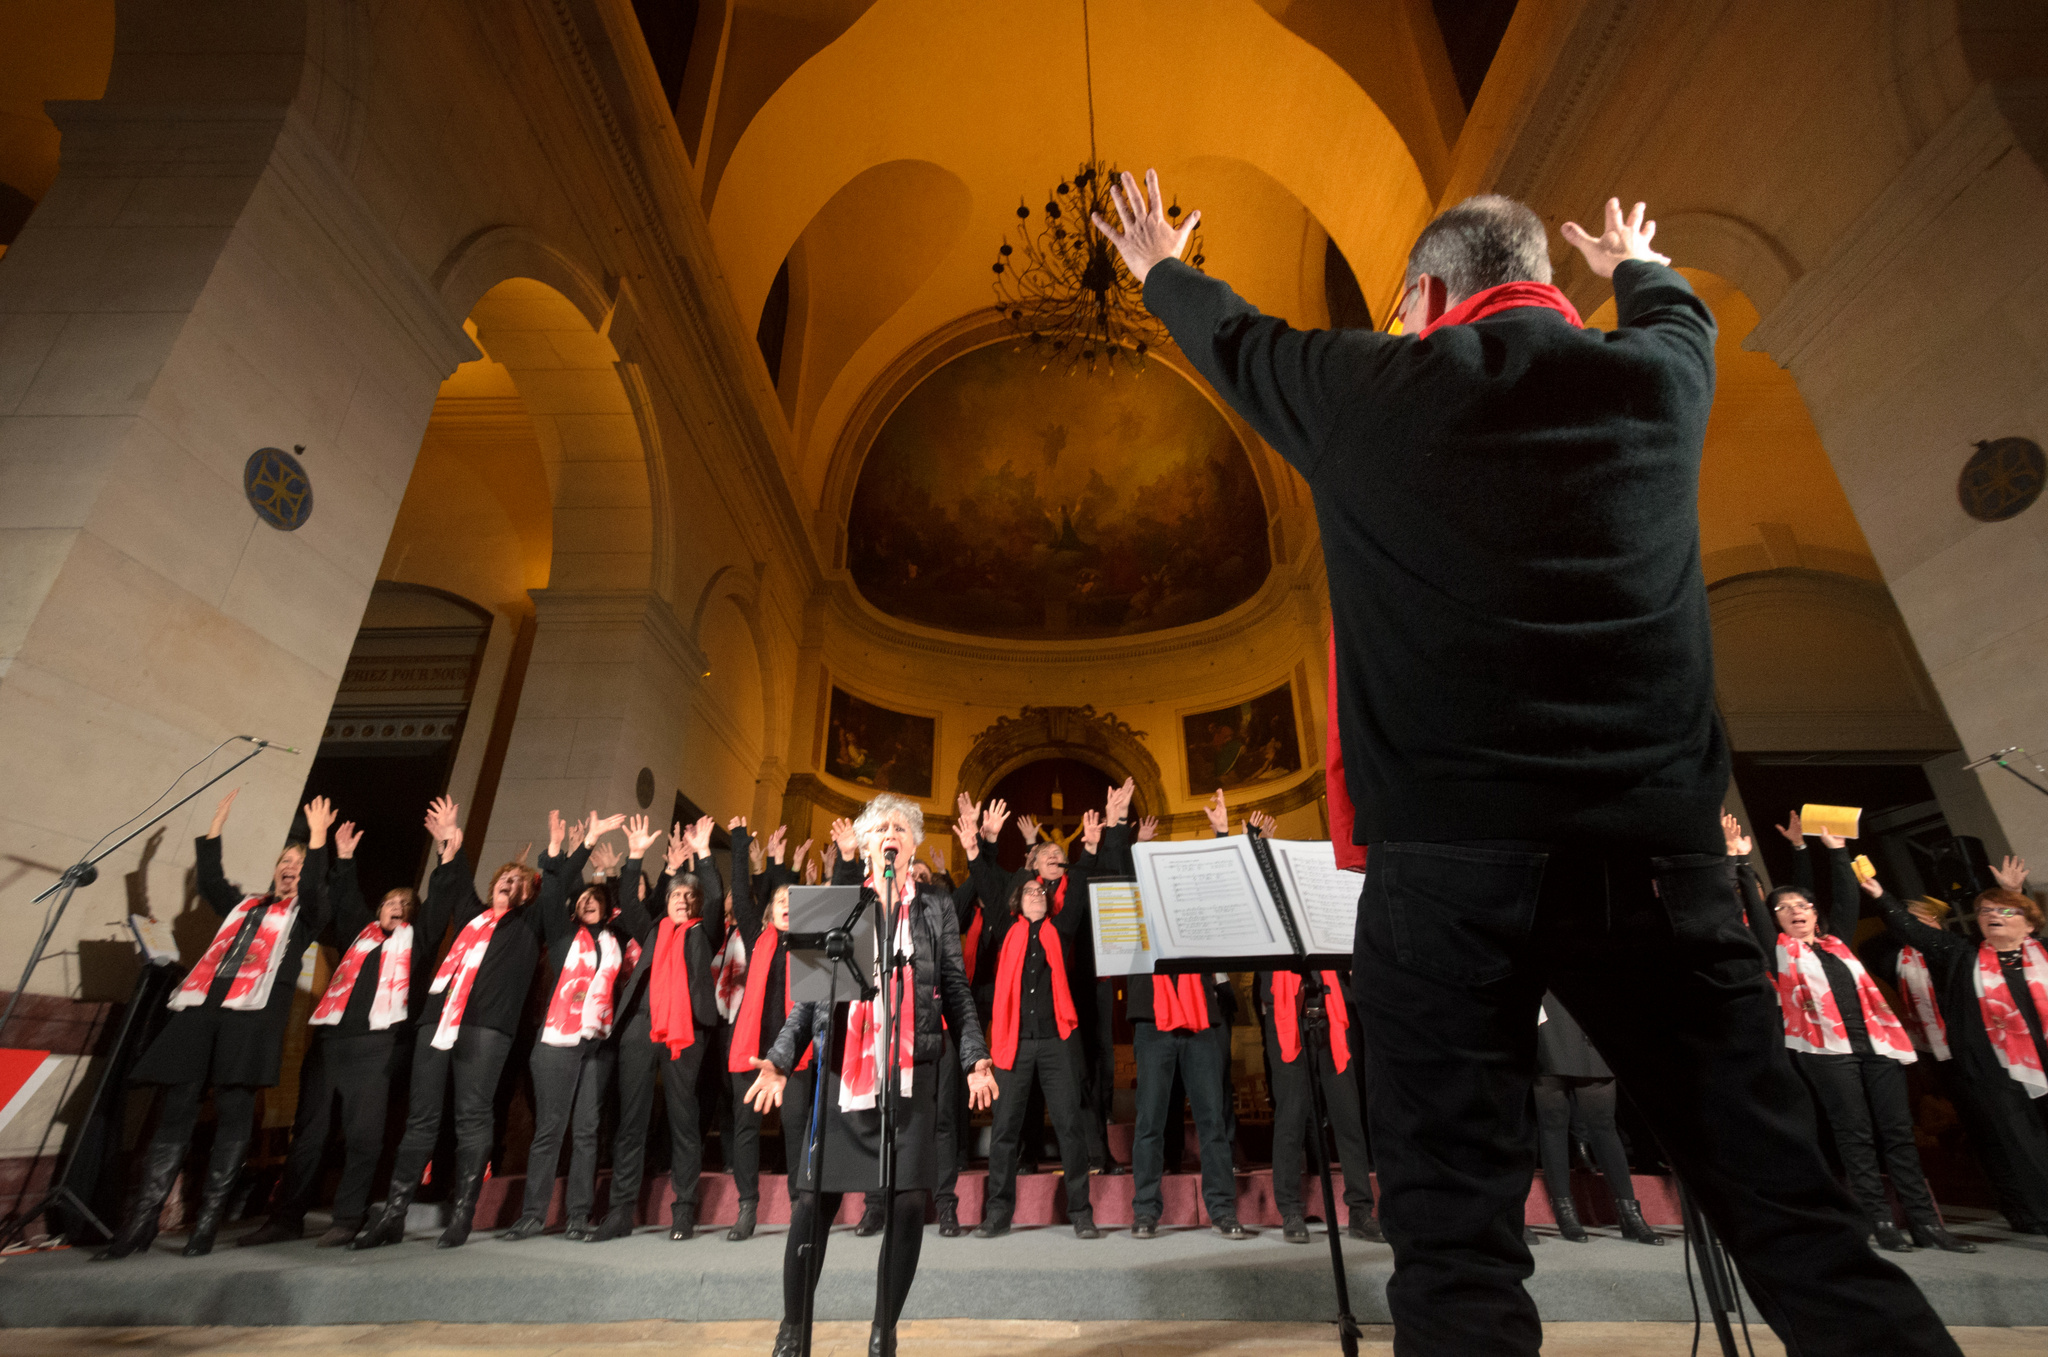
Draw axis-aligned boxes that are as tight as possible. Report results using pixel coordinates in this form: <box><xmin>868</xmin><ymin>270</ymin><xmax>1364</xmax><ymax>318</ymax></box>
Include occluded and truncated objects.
<box><xmin>783</xmin><ymin>884</ymin><xmax>875</xmax><ymax>1357</ymax></box>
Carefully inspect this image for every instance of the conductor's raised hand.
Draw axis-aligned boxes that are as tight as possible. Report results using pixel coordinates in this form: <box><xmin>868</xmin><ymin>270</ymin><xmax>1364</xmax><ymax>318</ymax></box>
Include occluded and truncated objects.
<box><xmin>744</xmin><ymin>1057</ymin><xmax>788</xmax><ymax>1112</ymax></box>
<box><xmin>1720</xmin><ymin>811</ymin><xmax>1752</xmax><ymax>858</ymax></box>
<box><xmin>966</xmin><ymin>1060</ymin><xmax>998</xmax><ymax>1110</ymax></box>
<box><xmin>1561</xmin><ymin>198</ymin><xmax>1669</xmax><ymax>279</ymax></box>
<box><xmin>1091</xmin><ymin>169</ymin><xmax>1201</xmax><ymax>286</ymax></box>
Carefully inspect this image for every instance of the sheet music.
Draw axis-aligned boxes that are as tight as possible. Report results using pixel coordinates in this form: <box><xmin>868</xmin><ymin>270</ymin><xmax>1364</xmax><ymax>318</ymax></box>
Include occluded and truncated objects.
<box><xmin>1268</xmin><ymin>838</ymin><xmax>1362</xmax><ymax>956</ymax></box>
<box><xmin>1130</xmin><ymin>838</ymin><xmax>1289</xmax><ymax>961</ymax></box>
<box><xmin>1088</xmin><ymin>878</ymin><xmax>1153</xmax><ymax>976</ymax></box>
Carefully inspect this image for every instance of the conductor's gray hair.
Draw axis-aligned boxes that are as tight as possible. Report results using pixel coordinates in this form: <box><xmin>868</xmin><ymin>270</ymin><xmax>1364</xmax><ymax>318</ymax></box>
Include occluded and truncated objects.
<box><xmin>1404</xmin><ymin>194</ymin><xmax>1552</xmax><ymax>304</ymax></box>
<box><xmin>852</xmin><ymin>792</ymin><xmax>925</xmax><ymax>847</ymax></box>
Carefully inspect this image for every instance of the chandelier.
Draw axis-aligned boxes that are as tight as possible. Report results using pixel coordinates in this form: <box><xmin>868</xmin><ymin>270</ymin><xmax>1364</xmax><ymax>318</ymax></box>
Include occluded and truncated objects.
<box><xmin>990</xmin><ymin>1</ymin><xmax>1204</xmax><ymax>377</ymax></box>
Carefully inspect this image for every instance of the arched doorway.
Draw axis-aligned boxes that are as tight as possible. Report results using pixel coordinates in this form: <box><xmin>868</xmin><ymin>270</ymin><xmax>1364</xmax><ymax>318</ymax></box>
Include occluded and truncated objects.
<box><xmin>983</xmin><ymin>757</ymin><xmax>1115</xmax><ymax>872</ymax></box>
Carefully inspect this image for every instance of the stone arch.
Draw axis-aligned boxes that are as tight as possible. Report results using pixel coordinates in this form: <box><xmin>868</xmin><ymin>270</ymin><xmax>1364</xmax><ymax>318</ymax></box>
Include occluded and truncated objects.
<box><xmin>957</xmin><ymin>705</ymin><xmax>1168</xmax><ymax>820</ymax></box>
<box><xmin>691</xmin><ymin>561</ymin><xmax>788</xmax><ymax>784</ymax></box>
<box><xmin>432</xmin><ymin>226</ymin><xmax>615</xmax><ymax>335</ymax></box>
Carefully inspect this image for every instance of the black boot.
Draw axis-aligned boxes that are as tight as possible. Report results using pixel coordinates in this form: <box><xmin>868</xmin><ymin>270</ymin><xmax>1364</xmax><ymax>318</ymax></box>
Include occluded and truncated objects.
<box><xmin>973</xmin><ymin>1207</ymin><xmax>1011</xmax><ymax>1238</ymax></box>
<box><xmin>1072</xmin><ymin>1209</ymin><xmax>1102</xmax><ymax>1240</ymax></box>
<box><xmin>1550</xmin><ymin>1196</ymin><xmax>1588</xmax><ymax>1243</ymax></box>
<box><xmin>497</xmin><ymin>1214</ymin><xmax>546</xmax><ymax>1241</ymax></box>
<box><xmin>868</xmin><ymin>1323</ymin><xmax>896</xmax><ymax>1357</ymax></box>
<box><xmin>937</xmin><ymin>1201</ymin><xmax>962</xmax><ymax>1237</ymax></box>
<box><xmin>237</xmin><ymin>1215</ymin><xmax>305</xmax><ymax>1247</ymax></box>
<box><xmin>436</xmin><ymin>1155</ymin><xmax>489</xmax><ymax>1249</ymax></box>
<box><xmin>1616</xmin><ymin>1199</ymin><xmax>1665</xmax><ymax>1246</ymax></box>
<box><xmin>92</xmin><ymin>1140</ymin><xmax>184</xmax><ymax>1262</ymax></box>
<box><xmin>1907</xmin><ymin>1216</ymin><xmax>1977</xmax><ymax>1253</ymax></box>
<box><xmin>668</xmin><ymin>1200</ymin><xmax>696</xmax><ymax>1241</ymax></box>
<box><xmin>726</xmin><ymin>1199</ymin><xmax>757</xmax><ymax>1241</ymax></box>
<box><xmin>854</xmin><ymin>1198</ymin><xmax>885</xmax><ymax>1237</ymax></box>
<box><xmin>181</xmin><ymin>1137</ymin><xmax>249</xmax><ymax>1257</ymax></box>
<box><xmin>349</xmin><ymin>1178</ymin><xmax>417</xmax><ymax>1250</ymax></box>
<box><xmin>1282</xmin><ymin>1213</ymin><xmax>1311</xmax><ymax>1244</ymax></box>
<box><xmin>770</xmin><ymin>1320</ymin><xmax>802</xmax><ymax>1357</ymax></box>
<box><xmin>1873</xmin><ymin>1222</ymin><xmax>1915</xmax><ymax>1252</ymax></box>
<box><xmin>1348</xmin><ymin>1212</ymin><xmax>1385</xmax><ymax>1243</ymax></box>
<box><xmin>593</xmin><ymin>1206</ymin><xmax>635</xmax><ymax>1241</ymax></box>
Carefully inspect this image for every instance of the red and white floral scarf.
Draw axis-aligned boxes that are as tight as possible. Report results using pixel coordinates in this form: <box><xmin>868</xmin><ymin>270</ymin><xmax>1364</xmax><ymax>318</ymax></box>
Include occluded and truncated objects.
<box><xmin>310</xmin><ymin>923</ymin><xmax>412</xmax><ymax>1031</ymax></box>
<box><xmin>168</xmin><ymin>895</ymin><xmax>298</xmax><ymax>1012</ymax></box>
<box><xmin>540</xmin><ymin>926</ymin><xmax>623</xmax><ymax>1047</ymax></box>
<box><xmin>1775</xmin><ymin>934</ymin><xmax>1915</xmax><ymax>1063</ymax></box>
<box><xmin>1975</xmin><ymin>939</ymin><xmax>2048</xmax><ymax>1098</ymax></box>
<box><xmin>839</xmin><ymin>902</ymin><xmax>916</xmax><ymax>1112</ymax></box>
<box><xmin>714</xmin><ymin>927</ymin><xmax>748</xmax><ymax>1022</ymax></box>
<box><xmin>428</xmin><ymin>909</ymin><xmax>502</xmax><ymax>1050</ymax></box>
<box><xmin>1894</xmin><ymin>945</ymin><xmax>1950</xmax><ymax>1061</ymax></box>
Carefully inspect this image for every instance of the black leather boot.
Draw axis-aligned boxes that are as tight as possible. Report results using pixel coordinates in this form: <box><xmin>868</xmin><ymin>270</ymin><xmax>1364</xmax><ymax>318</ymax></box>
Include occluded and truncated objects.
<box><xmin>497</xmin><ymin>1214</ymin><xmax>546</xmax><ymax>1241</ymax></box>
<box><xmin>1072</xmin><ymin>1209</ymin><xmax>1102</xmax><ymax>1240</ymax></box>
<box><xmin>1282</xmin><ymin>1213</ymin><xmax>1311</xmax><ymax>1243</ymax></box>
<box><xmin>593</xmin><ymin>1206</ymin><xmax>636</xmax><ymax>1241</ymax></box>
<box><xmin>1616</xmin><ymin>1199</ymin><xmax>1665</xmax><ymax>1245</ymax></box>
<box><xmin>92</xmin><ymin>1139</ymin><xmax>184</xmax><ymax>1262</ymax></box>
<box><xmin>867</xmin><ymin>1323</ymin><xmax>896</xmax><ymax>1357</ymax></box>
<box><xmin>854</xmin><ymin>1197</ymin><xmax>885</xmax><ymax>1236</ymax></box>
<box><xmin>1873</xmin><ymin>1222</ymin><xmax>1915</xmax><ymax>1252</ymax></box>
<box><xmin>726</xmin><ymin>1199</ymin><xmax>757</xmax><ymax>1241</ymax></box>
<box><xmin>436</xmin><ymin>1153</ymin><xmax>489</xmax><ymax>1249</ymax></box>
<box><xmin>973</xmin><ymin>1208</ymin><xmax>1011</xmax><ymax>1238</ymax></box>
<box><xmin>348</xmin><ymin>1177</ymin><xmax>417</xmax><ymax>1250</ymax></box>
<box><xmin>1348</xmin><ymin>1212</ymin><xmax>1385</xmax><ymax>1243</ymax></box>
<box><xmin>770</xmin><ymin>1320</ymin><xmax>802</xmax><ymax>1356</ymax></box>
<box><xmin>1550</xmin><ymin>1196</ymin><xmax>1589</xmax><ymax>1242</ymax></box>
<box><xmin>181</xmin><ymin>1137</ymin><xmax>249</xmax><ymax>1256</ymax></box>
<box><xmin>1907</xmin><ymin>1215</ymin><xmax>1976</xmax><ymax>1253</ymax></box>
<box><xmin>937</xmin><ymin>1201</ymin><xmax>962</xmax><ymax>1237</ymax></box>
<box><xmin>668</xmin><ymin>1200</ymin><xmax>696</xmax><ymax>1241</ymax></box>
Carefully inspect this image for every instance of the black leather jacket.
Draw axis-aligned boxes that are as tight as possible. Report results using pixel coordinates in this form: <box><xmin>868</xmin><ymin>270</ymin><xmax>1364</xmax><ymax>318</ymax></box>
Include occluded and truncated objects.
<box><xmin>765</xmin><ymin>881</ymin><xmax>990</xmax><ymax>1073</ymax></box>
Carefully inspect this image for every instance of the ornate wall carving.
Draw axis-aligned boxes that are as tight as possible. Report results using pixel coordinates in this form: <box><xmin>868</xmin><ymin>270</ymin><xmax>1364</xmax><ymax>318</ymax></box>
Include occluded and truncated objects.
<box><xmin>957</xmin><ymin>704</ymin><xmax>1167</xmax><ymax>818</ymax></box>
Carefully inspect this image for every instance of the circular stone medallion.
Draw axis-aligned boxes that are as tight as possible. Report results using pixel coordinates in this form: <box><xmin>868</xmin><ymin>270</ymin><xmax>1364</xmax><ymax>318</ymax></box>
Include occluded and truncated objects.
<box><xmin>244</xmin><ymin>446</ymin><xmax>314</xmax><ymax>530</ymax></box>
<box><xmin>1958</xmin><ymin>437</ymin><xmax>2046</xmax><ymax>523</ymax></box>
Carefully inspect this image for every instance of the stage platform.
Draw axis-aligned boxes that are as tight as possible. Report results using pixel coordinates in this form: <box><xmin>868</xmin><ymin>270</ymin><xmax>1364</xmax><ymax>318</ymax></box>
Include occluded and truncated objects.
<box><xmin>4</xmin><ymin>1198</ymin><xmax>2046</xmax><ymax>1331</ymax></box>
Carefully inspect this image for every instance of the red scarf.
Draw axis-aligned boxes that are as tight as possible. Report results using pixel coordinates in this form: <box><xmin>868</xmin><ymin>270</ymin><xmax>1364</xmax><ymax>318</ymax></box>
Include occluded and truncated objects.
<box><xmin>1270</xmin><ymin>970</ymin><xmax>1351</xmax><ymax>1073</ymax></box>
<box><xmin>728</xmin><ymin>928</ymin><xmax>812</xmax><ymax>1072</ymax></box>
<box><xmin>1416</xmin><ymin>281</ymin><xmax>1584</xmax><ymax>338</ymax></box>
<box><xmin>1323</xmin><ymin>283</ymin><xmax>1583</xmax><ymax>871</ymax></box>
<box><xmin>961</xmin><ymin>908</ymin><xmax>984</xmax><ymax>981</ymax></box>
<box><xmin>1044</xmin><ymin>874</ymin><xmax>1068</xmax><ymax>916</ymax></box>
<box><xmin>429</xmin><ymin>909</ymin><xmax>501</xmax><ymax>1050</ymax></box>
<box><xmin>839</xmin><ymin>900</ymin><xmax>916</xmax><ymax>1111</ymax></box>
<box><xmin>1774</xmin><ymin>934</ymin><xmax>1915</xmax><ymax>1063</ymax></box>
<box><xmin>990</xmin><ymin>918</ymin><xmax>1077</xmax><ymax>1069</ymax></box>
<box><xmin>648</xmin><ymin>916</ymin><xmax>698</xmax><ymax>1056</ymax></box>
<box><xmin>170</xmin><ymin>895</ymin><xmax>299</xmax><ymax>1013</ymax></box>
<box><xmin>1975</xmin><ymin>940</ymin><xmax>2048</xmax><ymax>1098</ymax></box>
<box><xmin>1153</xmin><ymin>973</ymin><xmax>1211</xmax><ymax>1032</ymax></box>
<box><xmin>1894</xmin><ymin>945</ymin><xmax>1949</xmax><ymax>1060</ymax></box>
<box><xmin>310</xmin><ymin>922</ymin><xmax>411</xmax><ymax>1031</ymax></box>
<box><xmin>541</xmin><ymin>924</ymin><xmax>623</xmax><ymax>1047</ymax></box>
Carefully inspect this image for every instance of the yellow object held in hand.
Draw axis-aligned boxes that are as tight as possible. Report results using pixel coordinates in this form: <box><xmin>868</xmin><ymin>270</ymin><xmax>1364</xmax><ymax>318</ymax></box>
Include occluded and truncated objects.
<box><xmin>1852</xmin><ymin>855</ymin><xmax>1876</xmax><ymax>883</ymax></box>
<box><xmin>1800</xmin><ymin>804</ymin><xmax>1862</xmax><ymax>840</ymax></box>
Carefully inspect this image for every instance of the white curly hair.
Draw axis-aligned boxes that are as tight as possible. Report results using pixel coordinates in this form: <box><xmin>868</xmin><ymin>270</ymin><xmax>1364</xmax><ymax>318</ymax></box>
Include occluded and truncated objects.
<box><xmin>851</xmin><ymin>792</ymin><xmax>925</xmax><ymax>848</ymax></box>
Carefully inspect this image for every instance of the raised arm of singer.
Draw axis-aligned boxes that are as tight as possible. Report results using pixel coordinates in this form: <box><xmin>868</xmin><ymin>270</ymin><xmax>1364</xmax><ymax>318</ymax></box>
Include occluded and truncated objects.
<box><xmin>1095</xmin><ymin>176</ymin><xmax>1955</xmax><ymax>1357</ymax></box>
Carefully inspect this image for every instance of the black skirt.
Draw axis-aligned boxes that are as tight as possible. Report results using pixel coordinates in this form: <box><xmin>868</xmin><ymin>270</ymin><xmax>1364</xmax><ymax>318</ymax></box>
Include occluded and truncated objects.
<box><xmin>790</xmin><ymin>1060</ymin><xmax>938</xmax><ymax>1195</ymax></box>
<box><xmin>1536</xmin><ymin>993</ymin><xmax>1612</xmax><ymax>1080</ymax></box>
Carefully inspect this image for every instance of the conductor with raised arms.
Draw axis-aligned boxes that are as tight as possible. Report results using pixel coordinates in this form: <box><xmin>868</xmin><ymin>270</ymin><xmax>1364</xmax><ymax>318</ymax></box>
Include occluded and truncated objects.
<box><xmin>1094</xmin><ymin>178</ymin><xmax>1958</xmax><ymax>1354</ymax></box>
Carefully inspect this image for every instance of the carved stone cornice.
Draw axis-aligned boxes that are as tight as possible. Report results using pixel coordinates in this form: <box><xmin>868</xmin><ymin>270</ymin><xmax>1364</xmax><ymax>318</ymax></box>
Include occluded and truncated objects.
<box><xmin>958</xmin><ymin>704</ymin><xmax>1167</xmax><ymax>817</ymax></box>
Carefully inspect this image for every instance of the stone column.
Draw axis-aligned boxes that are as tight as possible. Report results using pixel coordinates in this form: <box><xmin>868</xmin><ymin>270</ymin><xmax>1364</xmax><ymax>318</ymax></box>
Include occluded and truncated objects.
<box><xmin>0</xmin><ymin>102</ymin><xmax>474</xmax><ymax>992</ymax></box>
<box><xmin>1750</xmin><ymin>82</ymin><xmax>2048</xmax><ymax>861</ymax></box>
<box><xmin>471</xmin><ymin>587</ymin><xmax>704</xmax><ymax>880</ymax></box>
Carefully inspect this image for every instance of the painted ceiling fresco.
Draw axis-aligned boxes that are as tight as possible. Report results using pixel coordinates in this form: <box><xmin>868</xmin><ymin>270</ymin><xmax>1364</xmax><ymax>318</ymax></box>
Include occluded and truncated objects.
<box><xmin>846</xmin><ymin>343</ymin><xmax>1270</xmax><ymax>638</ymax></box>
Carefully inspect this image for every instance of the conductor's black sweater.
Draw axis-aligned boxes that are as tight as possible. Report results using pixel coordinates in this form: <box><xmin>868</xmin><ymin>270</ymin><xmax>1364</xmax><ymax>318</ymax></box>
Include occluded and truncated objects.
<box><xmin>1145</xmin><ymin>258</ymin><xmax>1727</xmax><ymax>849</ymax></box>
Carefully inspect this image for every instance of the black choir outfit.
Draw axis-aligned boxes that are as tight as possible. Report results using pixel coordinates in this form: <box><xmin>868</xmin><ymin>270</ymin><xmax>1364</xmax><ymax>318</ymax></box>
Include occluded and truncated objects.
<box><xmin>97</xmin><ymin>835</ymin><xmax>331</xmax><ymax>1260</ymax></box>
<box><xmin>505</xmin><ymin>843</ymin><xmax>634</xmax><ymax>1240</ymax></box>
<box><xmin>765</xmin><ymin>859</ymin><xmax>989</xmax><ymax>1341</ymax></box>
<box><xmin>1737</xmin><ymin>845</ymin><xmax>1946</xmax><ymax>1246</ymax></box>
<box><xmin>1532</xmin><ymin>994</ymin><xmax>1658</xmax><ymax>1244</ymax></box>
<box><xmin>250</xmin><ymin>853</ymin><xmax>449</xmax><ymax>1244</ymax></box>
<box><xmin>1144</xmin><ymin>251</ymin><xmax>1955</xmax><ymax>1354</ymax></box>
<box><xmin>976</xmin><ymin>862</ymin><xmax>1097</xmax><ymax>1234</ymax></box>
<box><xmin>356</xmin><ymin>847</ymin><xmax>551</xmax><ymax>1249</ymax></box>
<box><xmin>1869</xmin><ymin>890</ymin><xmax>2048</xmax><ymax>1233</ymax></box>
<box><xmin>723</xmin><ymin>825</ymin><xmax>812</xmax><ymax>1240</ymax></box>
<box><xmin>1255</xmin><ymin>966</ymin><xmax>1375</xmax><ymax>1238</ymax></box>
<box><xmin>602</xmin><ymin>850</ymin><xmax>723</xmax><ymax>1239</ymax></box>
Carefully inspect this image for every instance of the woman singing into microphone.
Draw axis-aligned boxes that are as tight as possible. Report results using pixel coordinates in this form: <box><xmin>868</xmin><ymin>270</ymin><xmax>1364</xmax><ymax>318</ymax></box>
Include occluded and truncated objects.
<box><xmin>742</xmin><ymin>793</ymin><xmax>996</xmax><ymax>1357</ymax></box>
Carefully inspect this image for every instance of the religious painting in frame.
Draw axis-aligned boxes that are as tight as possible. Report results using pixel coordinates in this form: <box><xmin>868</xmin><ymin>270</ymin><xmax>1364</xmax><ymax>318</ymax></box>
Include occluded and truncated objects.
<box><xmin>1181</xmin><ymin>682</ymin><xmax>1302</xmax><ymax>797</ymax></box>
<box><xmin>824</xmin><ymin>686</ymin><xmax>936</xmax><ymax>798</ymax></box>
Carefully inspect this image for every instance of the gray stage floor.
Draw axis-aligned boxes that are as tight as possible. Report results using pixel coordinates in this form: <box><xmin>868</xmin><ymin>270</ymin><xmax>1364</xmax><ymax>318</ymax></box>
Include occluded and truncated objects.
<box><xmin>5</xmin><ymin>1210</ymin><xmax>2046</xmax><ymax>1329</ymax></box>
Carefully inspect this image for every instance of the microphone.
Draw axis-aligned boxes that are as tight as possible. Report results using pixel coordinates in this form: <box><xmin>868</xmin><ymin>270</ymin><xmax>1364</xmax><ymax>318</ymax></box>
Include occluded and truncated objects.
<box><xmin>237</xmin><ymin>735</ymin><xmax>303</xmax><ymax>754</ymax></box>
<box><xmin>1963</xmin><ymin>746</ymin><xmax>2025</xmax><ymax>772</ymax></box>
<box><xmin>882</xmin><ymin>845</ymin><xmax>897</xmax><ymax>879</ymax></box>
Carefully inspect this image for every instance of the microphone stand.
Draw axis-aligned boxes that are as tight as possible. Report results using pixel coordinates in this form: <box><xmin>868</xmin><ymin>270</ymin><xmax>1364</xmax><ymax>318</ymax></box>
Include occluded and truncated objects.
<box><xmin>795</xmin><ymin>891</ymin><xmax>876</xmax><ymax>1357</ymax></box>
<box><xmin>1295</xmin><ymin>967</ymin><xmax>1363</xmax><ymax>1357</ymax></box>
<box><xmin>1964</xmin><ymin>746</ymin><xmax>2048</xmax><ymax>799</ymax></box>
<box><xmin>869</xmin><ymin>848</ymin><xmax>908</xmax><ymax>1350</ymax></box>
<box><xmin>0</xmin><ymin>741</ymin><xmax>272</xmax><ymax>1047</ymax></box>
